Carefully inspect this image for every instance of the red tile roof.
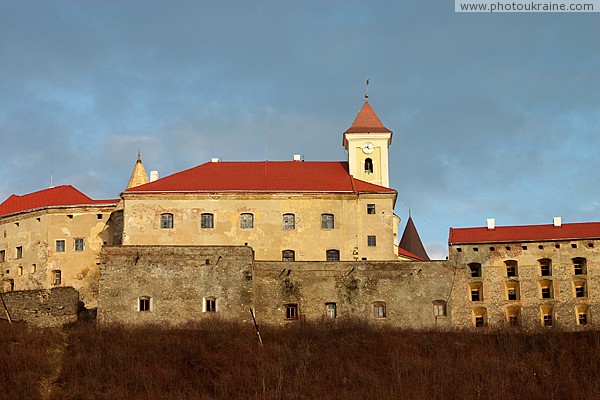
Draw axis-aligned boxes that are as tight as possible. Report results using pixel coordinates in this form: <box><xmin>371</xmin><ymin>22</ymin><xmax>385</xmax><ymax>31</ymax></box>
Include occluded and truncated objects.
<box><xmin>0</xmin><ymin>185</ymin><xmax>119</xmax><ymax>218</ymax></box>
<box><xmin>344</xmin><ymin>101</ymin><xmax>392</xmax><ymax>134</ymax></box>
<box><xmin>125</xmin><ymin>161</ymin><xmax>396</xmax><ymax>194</ymax></box>
<box><xmin>398</xmin><ymin>247</ymin><xmax>425</xmax><ymax>261</ymax></box>
<box><xmin>449</xmin><ymin>222</ymin><xmax>600</xmax><ymax>244</ymax></box>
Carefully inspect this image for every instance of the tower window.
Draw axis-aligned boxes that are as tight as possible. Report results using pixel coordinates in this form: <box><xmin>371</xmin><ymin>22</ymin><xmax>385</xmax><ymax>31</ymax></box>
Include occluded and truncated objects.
<box><xmin>367</xmin><ymin>235</ymin><xmax>377</xmax><ymax>247</ymax></box>
<box><xmin>364</xmin><ymin>158</ymin><xmax>374</xmax><ymax>173</ymax></box>
<box><xmin>367</xmin><ymin>204</ymin><xmax>376</xmax><ymax>214</ymax></box>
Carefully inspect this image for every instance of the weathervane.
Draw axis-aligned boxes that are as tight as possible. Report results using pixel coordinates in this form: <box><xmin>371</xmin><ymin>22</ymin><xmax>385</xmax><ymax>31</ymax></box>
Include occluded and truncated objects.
<box><xmin>365</xmin><ymin>79</ymin><xmax>369</xmax><ymax>100</ymax></box>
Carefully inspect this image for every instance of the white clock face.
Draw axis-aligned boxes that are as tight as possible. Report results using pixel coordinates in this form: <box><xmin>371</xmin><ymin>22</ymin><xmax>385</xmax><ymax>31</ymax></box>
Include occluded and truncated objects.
<box><xmin>362</xmin><ymin>142</ymin><xmax>375</xmax><ymax>154</ymax></box>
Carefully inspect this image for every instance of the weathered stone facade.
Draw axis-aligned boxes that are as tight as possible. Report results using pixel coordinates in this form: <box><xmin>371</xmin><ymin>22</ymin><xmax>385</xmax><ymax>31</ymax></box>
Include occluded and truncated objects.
<box><xmin>0</xmin><ymin>287</ymin><xmax>79</xmax><ymax>327</ymax></box>
<box><xmin>449</xmin><ymin>237</ymin><xmax>599</xmax><ymax>330</ymax></box>
<box><xmin>98</xmin><ymin>245</ymin><xmax>254</xmax><ymax>325</ymax></box>
<box><xmin>0</xmin><ymin>203</ymin><xmax>119</xmax><ymax>308</ymax></box>
<box><xmin>97</xmin><ymin>244</ymin><xmax>455</xmax><ymax>328</ymax></box>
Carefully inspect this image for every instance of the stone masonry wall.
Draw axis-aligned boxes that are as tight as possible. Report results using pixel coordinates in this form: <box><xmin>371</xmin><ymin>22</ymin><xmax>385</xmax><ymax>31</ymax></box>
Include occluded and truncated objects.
<box><xmin>0</xmin><ymin>287</ymin><xmax>79</xmax><ymax>327</ymax></box>
<box><xmin>98</xmin><ymin>245</ymin><xmax>254</xmax><ymax>325</ymax></box>
<box><xmin>253</xmin><ymin>260</ymin><xmax>455</xmax><ymax>328</ymax></box>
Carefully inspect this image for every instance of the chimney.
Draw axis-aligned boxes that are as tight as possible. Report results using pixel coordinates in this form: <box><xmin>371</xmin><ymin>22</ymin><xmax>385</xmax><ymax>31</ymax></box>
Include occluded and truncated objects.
<box><xmin>486</xmin><ymin>218</ymin><xmax>495</xmax><ymax>230</ymax></box>
<box><xmin>150</xmin><ymin>171</ymin><xmax>159</xmax><ymax>182</ymax></box>
<box><xmin>211</xmin><ymin>157</ymin><xmax>220</xmax><ymax>163</ymax></box>
<box><xmin>553</xmin><ymin>216</ymin><xmax>562</xmax><ymax>227</ymax></box>
<box><xmin>293</xmin><ymin>154</ymin><xmax>303</xmax><ymax>161</ymax></box>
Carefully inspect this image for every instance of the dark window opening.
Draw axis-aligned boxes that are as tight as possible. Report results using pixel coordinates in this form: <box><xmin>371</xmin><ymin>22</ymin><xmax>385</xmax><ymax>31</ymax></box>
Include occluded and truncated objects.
<box><xmin>282</xmin><ymin>250</ymin><xmax>295</xmax><ymax>262</ymax></box>
<box><xmin>364</xmin><ymin>158</ymin><xmax>374</xmax><ymax>173</ymax></box>
<box><xmin>285</xmin><ymin>304</ymin><xmax>298</xmax><ymax>320</ymax></box>
<box><xmin>367</xmin><ymin>204</ymin><xmax>376</xmax><ymax>214</ymax></box>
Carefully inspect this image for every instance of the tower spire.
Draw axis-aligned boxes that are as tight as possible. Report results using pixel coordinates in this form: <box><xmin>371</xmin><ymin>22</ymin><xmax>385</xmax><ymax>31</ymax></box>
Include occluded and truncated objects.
<box><xmin>126</xmin><ymin>151</ymin><xmax>149</xmax><ymax>189</ymax></box>
<box><xmin>365</xmin><ymin>79</ymin><xmax>369</xmax><ymax>100</ymax></box>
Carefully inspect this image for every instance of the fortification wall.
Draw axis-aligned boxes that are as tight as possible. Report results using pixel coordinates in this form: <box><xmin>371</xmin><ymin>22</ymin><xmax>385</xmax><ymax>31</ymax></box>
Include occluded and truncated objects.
<box><xmin>253</xmin><ymin>260</ymin><xmax>455</xmax><ymax>328</ymax></box>
<box><xmin>0</xmin><ymin>287</ymin><xmax>79</xmax><ymax>327</ymax></box>
<box><xmin>98</xmin><ymin>245</ymin><xmax>254</xmax><ymax>325</ymax></box>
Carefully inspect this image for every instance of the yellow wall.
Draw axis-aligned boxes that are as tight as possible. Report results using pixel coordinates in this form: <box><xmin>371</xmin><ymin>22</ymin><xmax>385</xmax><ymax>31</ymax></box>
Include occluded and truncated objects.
<box><xmin>122</xmin><ymin>192</ymin><xmax>398</xmax><ymax>261</ymax></box>
<box><xmin>0</xmin><ymin>206</ymin><xmax>117</xmax><ymax>308</ymax></box>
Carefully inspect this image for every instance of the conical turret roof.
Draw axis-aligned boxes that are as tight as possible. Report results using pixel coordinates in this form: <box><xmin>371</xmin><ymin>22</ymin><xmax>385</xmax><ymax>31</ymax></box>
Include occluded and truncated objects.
<box><xmin>344</xmin><ymin>101</ymin><xmax>392</xmax><ymax>134</ymax></box>
<box><xmin>126</xmin><ymin>151</ymin><xmax>149</xmax><ymax>189</ymax></box>
<box><xmin>399</xmin><ymin>214</ymin><xmax>430</xmax><ymax>261</ymax></box>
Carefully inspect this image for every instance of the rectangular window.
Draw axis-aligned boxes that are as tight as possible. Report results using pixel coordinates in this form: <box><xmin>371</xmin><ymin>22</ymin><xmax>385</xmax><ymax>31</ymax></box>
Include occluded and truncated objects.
<box><xmin>161</xmin><ymin>213</ymin><xmax>173</xmax><ymax>229</ymax></box>
<box><xmin>579</xmin><ymin>313</ymin><xmax>588</xmax><ymax>325</ymax></box>
<box><xmin>0</xmin><ymin>250</ymin><xmax>4</xmax><ymax>262</ymax></box>
<box><xmin>284</xmin><ymin>304</ymin><xmax>298</xmax><ymax>320</ymax></box>
<box><xmin>52</xmin><ymin>270</ymin><xmax>62</xmax><ymax>286</ymax></box>
<box><xmin>506</xmin><ymin>261</ymin><xmax>518</xmax><ymax>277</ymax></box>
<box><xmin>373</xmin><ymin>303</ymin><xmax>386</xmax><ymax>318</ymax></box>
<box><xmin>509</xmin><ymin>315</ymin><xmax>519</xmax><ymax>327</ymax></box>
<box><xmin>540</xmin><ymin>260</ymin><xmax>551</xmax><ymax>276</ymax></box>
<box><xmin>367</xmin><ymin>204</ymin><xmax>376</xmax><ymax>214</ymax></box>
<box><xmin>240</xmin><ymin>213</ymin><xmax>254</xmax><ymax>229</ymax></box>
<box><xmin>433</xmin><ymin>301</ymin><xmax>447</xmax><ymax>317</ymax></box>
<box><xmin>575</xmin><ymin>286</ymin><xmax>586</xmax><ymax>298</ymax></box>
<box><xmin>56</xmin><ymin>240</ymin><xmax>66</xmax><ymax>253</ymax></box>
<box><xmin>74</xmin><ymin>238</ymin><xmax>84</xmax><ymax>252</ymax></box>
<box><xmin>326</xmin><ymin>302</ymin><xmax>336</xmax><ymax>318</ymax></box>
<box><xmin>321</xmin><ymin>213</ymin><xmax>334</xmax><ymax>229</ymax></box>
<box><xmin>543</xmin><ymin>315</ymin><xmax>553</xmax><ymax>327</ymax></box>
<box><xmin>469</xmin><ymin>263</ymin><xmax>482</xmax><ymax>278</ymax></box>
<box><xmin>204</xmin><ymin>297</ymin><xmax>216</xmax><ymax>312</ymax></box>
<box><xmin>201</xmin><ymin>213</ymin><xmax>214</xmax><ymax>229</ymax></box>
<box><xmin>507</xmin><ymin>289</ymin><xmax>517</xmax><ymax>301</ymax></box>
<box><xmin>471</xmin><ymin>289</ymin><xmax>480</xmax><ymax>302</ymax></box>
<box><xmin>16</xmin><ymin>246</ymin><xmax>23</xmax><ymax>259</ymax></box>
<box><xmin>282</xmin><ymin>213</ymin><xmax>295</xmax><ymax>230</ymax></box>
<box><xmin>541</xmin><ymin>287</ymin><xmax>551</xmax><ymax>299</ymax></box>
<box><xmin>573</xmin><ymin>259</ymin><xmax>586</xmax><ymax>275</ymax></box>
<box><xmin>367</xmin><ymin>235</ymin><xmax>377</xmax><ymax>247</ymax></box>
<box><xmin>475</xmin><ymin>316</ymin><xmax>484</xmax><ymax>327</ymax></box>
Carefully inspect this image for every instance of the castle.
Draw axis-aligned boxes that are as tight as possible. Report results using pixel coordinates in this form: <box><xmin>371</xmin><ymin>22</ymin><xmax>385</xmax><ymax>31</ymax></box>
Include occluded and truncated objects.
<box><xmin>1</xmin><ymin>99</ymin><xmax>597</xmax><ymax>330</ymax></box>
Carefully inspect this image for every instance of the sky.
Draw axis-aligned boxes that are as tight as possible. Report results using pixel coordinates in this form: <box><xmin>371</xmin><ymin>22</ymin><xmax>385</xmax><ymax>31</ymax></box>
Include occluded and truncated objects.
<box><xmin>1</xmin><ymin>1</ymin><xmax>599</xmax><ymax>259</ymax></box>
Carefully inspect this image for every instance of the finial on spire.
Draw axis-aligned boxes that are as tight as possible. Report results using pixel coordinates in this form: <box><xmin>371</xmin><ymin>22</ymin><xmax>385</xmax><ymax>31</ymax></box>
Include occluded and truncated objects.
<box><xmin>137</xmin><ymin>149</ymin><xmax>141</xmax><ymax>162</ymax></box>
<box><xmin>365</xmin><ymin>79</ymin><xmax>369</xmax><ymax>100</ymax></box>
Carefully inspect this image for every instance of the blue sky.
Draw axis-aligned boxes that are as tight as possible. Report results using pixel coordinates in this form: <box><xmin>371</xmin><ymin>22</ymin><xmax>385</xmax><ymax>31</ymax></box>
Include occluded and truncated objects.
<box><xmin>1</xmin><ymin>1</ymin><xmax>598</xmax><ymax>259</ymax></box>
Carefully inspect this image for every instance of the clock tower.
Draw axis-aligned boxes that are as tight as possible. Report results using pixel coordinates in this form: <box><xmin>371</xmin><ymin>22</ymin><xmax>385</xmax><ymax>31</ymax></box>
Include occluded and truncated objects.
<box><xmin>343</xmin><ymin>100</ymin><xmax>393</xmax><ymax>188</ymax></box>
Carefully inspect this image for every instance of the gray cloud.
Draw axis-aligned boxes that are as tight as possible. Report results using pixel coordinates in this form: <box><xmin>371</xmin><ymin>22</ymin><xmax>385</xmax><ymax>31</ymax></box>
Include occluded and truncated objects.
<box><xmin>1</xmin><ymin>1</ymin><xmax>598</xmax><ymax>258</ymax></box>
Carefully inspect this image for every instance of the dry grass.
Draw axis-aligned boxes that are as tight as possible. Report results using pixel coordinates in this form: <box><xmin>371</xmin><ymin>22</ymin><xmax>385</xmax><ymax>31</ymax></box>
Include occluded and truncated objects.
<box><xmin>3</xmin><ymin>319</ymin><xmax>600</xmax><ymax>399</ymax></box>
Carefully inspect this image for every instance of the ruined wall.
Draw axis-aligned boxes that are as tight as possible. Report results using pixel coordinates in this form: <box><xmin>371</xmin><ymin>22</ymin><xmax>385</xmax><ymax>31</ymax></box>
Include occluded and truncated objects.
<box><xmin>121</xmin><ymin>192</ymin><xmax>398</xmax><ymax>262</ymax></box>
<box><xmin>0</xmin><ymin>287</ymin><xmax>79</xmax><ymax>327</ymax></box>
<box><xmin>253</xmin><ymin>260</ymin><xmax>454</xmax><ymax>328</ymax></box>
<box><xmin>449</xmin><ymin>238</ymin><xmax>600</xmax><ymax>330</ymax></box>
<box><xmin>98</xmin><ymin>245</ymin><xmax>254</xmax><ymax>326</ymax></box>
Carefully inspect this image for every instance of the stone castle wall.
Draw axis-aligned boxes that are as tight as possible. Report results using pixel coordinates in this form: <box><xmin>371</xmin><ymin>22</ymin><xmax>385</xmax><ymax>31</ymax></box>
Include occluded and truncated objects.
<box><xmin>98</xmin><ymin>245</ymin><xmax>455</xmax><ymax>328</ymax></box>
<box><xmin>98</xmin><ymin>245</ymin><xmax>254</xmax><ymax>325</ymax></box>
<box><xmin>0</xmin><ymin>287</ymin><xmax>79</xmax><ymax>327</ymax></box>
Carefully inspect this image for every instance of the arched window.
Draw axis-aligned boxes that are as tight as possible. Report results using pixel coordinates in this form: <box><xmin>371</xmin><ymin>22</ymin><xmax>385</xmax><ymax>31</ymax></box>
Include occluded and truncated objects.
<box><xmin>539</xmin><ymin>258</ymin><xmax>552</xmax><ymax>276</ymax></box>
<box><xmin>160</xmin><ymin>213</ymin><xmax>173</xmax><ymax>229</ymax></box>
<box><xmin>201</xmin><ymin>213</ymin><xmax>214</xmax><ymax>229</ymax></box>
<box><xmin>364</xmin><ymin>158</ymin><xmax>374</xmax><ymax>173</ymax></box>
<box><xmin>473</xmin><ymin>307</ymin><xmax>487</xmax><ymax>327</ymax></box>
<box><xmin>138</xmin><ymin>296</ymin><xmax>152</xmax><ymax>312</ymax></box>
<box><xmin>240</xmin><ymin>213</ymin><xmax>254</xmax><ymax>229</ymax></box>
<box><xmin>282</xmin><ymin>250</ymin><xmax>295</xmax><ymax>262</ymax></box>
<box><xmin>326</xmin><ymin>249</ymin><xmax>340</xmax><ymax>262</ymax></box>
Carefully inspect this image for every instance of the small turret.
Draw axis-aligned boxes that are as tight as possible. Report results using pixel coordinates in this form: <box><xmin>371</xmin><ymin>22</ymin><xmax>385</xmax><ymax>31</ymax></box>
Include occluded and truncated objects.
<box><xmin>126</xmin><ymin>150</ymin><xmax>149</xmax><ymax>189</ymax></box>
